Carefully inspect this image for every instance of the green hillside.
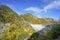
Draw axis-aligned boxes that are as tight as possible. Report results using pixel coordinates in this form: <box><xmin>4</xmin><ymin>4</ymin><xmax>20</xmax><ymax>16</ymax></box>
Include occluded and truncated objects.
<box><xmin>21</xmin><ymin>13</ymin><xmax>51</xmax><ymax>24</ymax></box>
<box><xmin>21</xmin><ymin>13</ymin><xmax>60</xmax><ymax>24</ymax></box>
<box><xmin>0</xmin><ymin>5</ymin><xmax>35</xmax><ymax>40</ymax></box>
<box><xmin>0</xmin><ymin>5</ymin><xmax>20</xmax><ymax>24</ymax></box>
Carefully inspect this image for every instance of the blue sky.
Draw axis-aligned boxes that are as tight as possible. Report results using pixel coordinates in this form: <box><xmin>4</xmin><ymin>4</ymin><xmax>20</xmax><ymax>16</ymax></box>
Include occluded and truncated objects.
<box><xmin>0</xmin><ymin>0</ymin><xmax>60</xmax><ymax>19</ymax></box>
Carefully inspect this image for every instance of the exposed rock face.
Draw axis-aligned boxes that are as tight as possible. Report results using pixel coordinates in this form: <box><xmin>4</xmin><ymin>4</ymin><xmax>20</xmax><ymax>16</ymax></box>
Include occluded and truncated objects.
<box><xmin>30</xmin><ymin>24</ymin><xmax>56</xmax><ymax>35</ymax></box>
<box><xmin>30</xmin><ymin>24</ymin><xmax>45</xmax><ymax>32</ymax></box>
<box><xmin>0</xmin><ymin>23</ymin><xmax>10</xmax><ymax>38</ymax></box>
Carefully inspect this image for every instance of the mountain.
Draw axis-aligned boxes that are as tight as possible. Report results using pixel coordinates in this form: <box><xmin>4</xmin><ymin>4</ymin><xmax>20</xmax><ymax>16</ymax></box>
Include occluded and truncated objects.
<box><xmin>20</xmin><ymin>13</ymin><xmax>51</xmax><ymax>24</ymax></box>
<box><xmin>21</xmin><ymin>13</ymin><xmax>60</xmax><ymax>24</ymax></box>
<box><xmin>0</xmin><ymin>5</ymin><xmax>60</xmax><ymax>40</ymax></box>
<box><xmin>0</xmin><ymin>5</ymin><xmax>35</xmax><ymax>40</ymax></box>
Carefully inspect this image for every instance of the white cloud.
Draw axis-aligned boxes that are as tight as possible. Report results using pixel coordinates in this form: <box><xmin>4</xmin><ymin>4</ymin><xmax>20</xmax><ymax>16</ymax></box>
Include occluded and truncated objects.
<box><xmin>44</xmin><ymin>0</ymin><xmax>60</xmax><ymax>12</ymax></box>
<box><xmin>25</xmin><ymin>7</ymin><xmax>43</xmax><ymax>13</ymax></box>
<box><xmin>25</xmin><ymin>0</ymin><xmax>60</xmax><ymax>13</ymax></box>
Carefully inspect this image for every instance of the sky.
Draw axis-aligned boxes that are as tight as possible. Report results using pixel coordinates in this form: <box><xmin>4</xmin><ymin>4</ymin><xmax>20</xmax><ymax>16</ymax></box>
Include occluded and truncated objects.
<box><xmin>0</xmin><ymin>0</ymin><xmax>60</xmax><ymax>19</ymax></box>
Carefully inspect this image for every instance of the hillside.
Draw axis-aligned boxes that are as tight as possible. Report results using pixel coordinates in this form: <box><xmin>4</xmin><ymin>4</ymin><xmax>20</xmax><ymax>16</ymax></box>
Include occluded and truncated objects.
<box><xmin>21</xmin><ymin>13</ymin><xmax>60</xmax><ymax>24</ymax></box>
<box><xmin>20</xmin><ymin>13</ymin><xmax>51</xmax><ymax>24</ymax></box>
<box><xmin>0</xmin><ymin>5</ymin><xmax>35</xmax><ymax>40</ymax></box>
<box><xmin>0</xmin><ymin>5</ymin><xmax>20</xmax><ymax>24</ymax></box>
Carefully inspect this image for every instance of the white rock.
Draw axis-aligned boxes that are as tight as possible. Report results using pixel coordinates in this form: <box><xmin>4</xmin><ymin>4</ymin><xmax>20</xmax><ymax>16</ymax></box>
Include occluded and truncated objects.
<box><xmin>30</xmin><ymin>24</ymin><xmax>45</xmax><ymax>32</ymax></box>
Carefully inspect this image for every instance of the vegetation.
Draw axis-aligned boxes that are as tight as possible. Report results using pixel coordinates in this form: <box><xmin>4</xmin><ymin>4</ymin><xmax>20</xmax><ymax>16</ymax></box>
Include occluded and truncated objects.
<box><xmin>46</xmin><ymin>24</ymin><xmax>60</xmax><ymax>40</ymax></box>
<box><xmin>0</xmin><ymin>5</ymin><xmax>35</xmax><ymax>40</ymax></box>
<box><xmin>28</xmin><ymin>32</ymin><xmax>51</xmax><ymax>40</ymax></box>
<box><xmin>0</xmin><ymin>5</ymin><xmax>60</xmax><ymax>40</ymax></box>
<box><xmin>0</xmin><ymin>5</ymin><xmax>20</xmax><ymax>23</ymax></box>
<box><xmin>20</xmin><ymin>13</ymin><xmax>51</xmax><ymax>24</ymax></box>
